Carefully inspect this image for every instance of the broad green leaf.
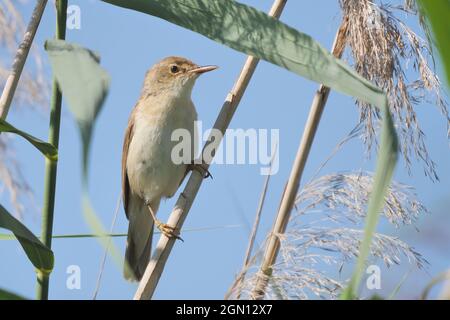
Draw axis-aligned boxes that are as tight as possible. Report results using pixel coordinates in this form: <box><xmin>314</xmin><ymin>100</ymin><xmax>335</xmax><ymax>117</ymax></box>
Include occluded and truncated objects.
<box><xmin>44</xmin><ymin>40</ymin><xmax>122</xmax><ymax>270</ymax></box>
<box><xmin>102</xmin><ymin>0</ymin><xmax>386</xmax><ymax>107</ymax></box>
<box><xmin>0</xmin><ymin>119</ymin><xmax>58</xmax><ymax>161</ymax></box>
<box><xmin>0</xmin><ymin>204</ymin><xmax>54</xmax><ymax>273</ymax></box>
<box><xmin>421</xmin><ymin>270</ymin><xmax>450</xmax><ymax>300</ymax></box>
<box><xmin>0</xmin><ymin>288</ymin><xmax>26</xmax><ymax>300</ymax></box>
<box><xmin>340</xmin><ymin>105</ymin><xmax>398</xmax><ymax>299</ymax></box>
<box><xmin>81</xmin><ymin>192</ymin><xmax>124</xmax><ymax>268</ymax></box>
<box><xmin>44</xmin><ymin>39</ymin><xmax>110</xmax><ymax>178</ymax></box>
<box><xmin>417</xmin><ymin>0</ymin><xmax>450</xmax><ymax>86</ymax></box>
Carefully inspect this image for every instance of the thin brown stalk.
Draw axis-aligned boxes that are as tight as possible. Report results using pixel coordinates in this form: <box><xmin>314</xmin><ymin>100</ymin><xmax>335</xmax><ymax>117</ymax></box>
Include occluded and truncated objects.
<box><xmin>133</xmin><ymin>0</ymin><xmax>288</xmax><ymax>300</ymax></box>
<box><xmin>0</xmin><ymin>0</ymin><xmax>47</xmax><ymax>119</ymax></box>
<box><xmin>92</xmin><ymin>195</ymin><xmax>122</xmax><ymax>300</ymax></box>
<box><xmin>251</xmin><ymin>18</ymin><xmax>349</xmax><ymax>300</ymax></box>
<box><xmin>225</xmin><ymin>145</ymin><xmax>277</xmax><ymax>300</ymax></box>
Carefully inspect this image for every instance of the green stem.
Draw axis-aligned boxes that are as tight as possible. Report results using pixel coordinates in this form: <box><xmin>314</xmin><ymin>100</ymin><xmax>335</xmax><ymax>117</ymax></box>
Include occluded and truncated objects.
<box><xmin>36</xmin><ymin>0</ymin><xmax>67</xmax><ymax>301</ymax></box>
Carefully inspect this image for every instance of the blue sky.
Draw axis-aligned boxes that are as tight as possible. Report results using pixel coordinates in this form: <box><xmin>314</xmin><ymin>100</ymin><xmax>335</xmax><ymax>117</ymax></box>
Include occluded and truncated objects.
<box><xmin>1</xmin><ymin>0</ymin><xmax>449</xmax><ymax>299</ymax></box>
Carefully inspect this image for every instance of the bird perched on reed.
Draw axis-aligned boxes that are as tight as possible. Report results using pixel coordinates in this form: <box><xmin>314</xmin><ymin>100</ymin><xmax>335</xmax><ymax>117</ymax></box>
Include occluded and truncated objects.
<box><xmin>121</xmin><ymin>56</ymin><xmax>217</xmax><ymax>280</ymax></box>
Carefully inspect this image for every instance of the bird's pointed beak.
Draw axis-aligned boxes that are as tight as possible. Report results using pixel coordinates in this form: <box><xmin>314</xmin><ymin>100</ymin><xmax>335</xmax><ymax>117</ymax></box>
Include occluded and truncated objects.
<box><xmin>189</xmin><ymin>65</ymin><xmax>218</xmax><ymax>75</ymax></box>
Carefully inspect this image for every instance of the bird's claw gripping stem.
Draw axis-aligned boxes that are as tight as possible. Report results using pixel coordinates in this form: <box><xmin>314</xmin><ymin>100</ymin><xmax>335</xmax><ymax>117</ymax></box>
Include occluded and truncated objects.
<box><xmin>155</xmin><ymin>219</ymin><xmax>183</xmax><ymax>242</ymax></box>
<box><xmin>188</xmin><ymin>162</ymin><xmax>212</xmax><ymax>179</ymax></box>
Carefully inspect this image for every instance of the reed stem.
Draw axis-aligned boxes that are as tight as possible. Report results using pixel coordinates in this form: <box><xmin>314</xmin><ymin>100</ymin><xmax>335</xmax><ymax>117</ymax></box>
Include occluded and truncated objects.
<box><xmin>0</xmin><ymin>0</ymin><xmax>48</xmax><ymax>120</ymax></box>
<box><xmin>133</xmin><ymin>0</ymin><xmax>288</xmax><ymax>300</ymax></box>
<box><xmin>251</xmin><ymin>17</ymin><xmax>349</xmax><ymax>300</ymax></box>
<box><xmin>36</xmin><ymin>0</ymin><xmax>68</xmax><ymax>300</ymax></box>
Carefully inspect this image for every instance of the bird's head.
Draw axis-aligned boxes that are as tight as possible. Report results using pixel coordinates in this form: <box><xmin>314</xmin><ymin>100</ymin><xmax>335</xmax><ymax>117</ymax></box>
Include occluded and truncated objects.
<box><xmin>142</xmin><ymin>56</ymin><xmax>217</xmax><ymax>99</ymax></box>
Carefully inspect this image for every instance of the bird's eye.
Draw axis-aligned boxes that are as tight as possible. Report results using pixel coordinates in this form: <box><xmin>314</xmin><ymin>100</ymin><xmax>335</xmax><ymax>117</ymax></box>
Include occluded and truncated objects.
<box><xmin>170</xmin><ymin>65</ymin><xmax>179</xmax><ymax>74</ymax></box>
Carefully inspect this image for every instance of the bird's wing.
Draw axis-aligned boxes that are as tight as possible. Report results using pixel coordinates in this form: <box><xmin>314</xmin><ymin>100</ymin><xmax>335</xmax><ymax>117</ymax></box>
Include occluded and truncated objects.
<box><xmin>122</xmin><ymin>109</ymin><xmax>135</xmax><ymax>219</ymax></box>
<box><xmin>178</xmin><ymin>103</ymin><xmax>198</xmax><ymax>188</ymax></box>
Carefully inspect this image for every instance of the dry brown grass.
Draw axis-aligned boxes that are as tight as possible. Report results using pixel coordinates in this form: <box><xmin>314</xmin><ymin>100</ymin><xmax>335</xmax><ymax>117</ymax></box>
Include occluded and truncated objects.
<box><xmin>340</xmin><ymin>0</ymin><xmax>449</xmax><ymax>181</ymax></box>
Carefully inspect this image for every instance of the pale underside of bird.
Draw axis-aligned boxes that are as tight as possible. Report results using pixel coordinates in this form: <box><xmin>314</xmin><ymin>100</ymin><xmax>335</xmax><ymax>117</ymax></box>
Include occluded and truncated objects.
<box><xmin>121</xmin><ymin>56</ymin><xmax>217</xmax><ymax>281</ymax></box>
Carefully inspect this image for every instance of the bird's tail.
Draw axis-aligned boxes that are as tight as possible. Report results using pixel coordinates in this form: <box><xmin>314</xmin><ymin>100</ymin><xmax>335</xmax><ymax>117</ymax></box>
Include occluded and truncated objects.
<box><xmin>124</xmin><ymin>198</ymin><xmax>155</xmax><ymax>281</ymax></box>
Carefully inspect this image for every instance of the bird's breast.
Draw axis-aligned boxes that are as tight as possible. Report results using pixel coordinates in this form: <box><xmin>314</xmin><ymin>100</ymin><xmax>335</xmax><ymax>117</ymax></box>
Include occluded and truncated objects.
<box><xmin>126</xmin><ymin>98</ymin><xmax>197</xmax><ymax>202</ymax></box>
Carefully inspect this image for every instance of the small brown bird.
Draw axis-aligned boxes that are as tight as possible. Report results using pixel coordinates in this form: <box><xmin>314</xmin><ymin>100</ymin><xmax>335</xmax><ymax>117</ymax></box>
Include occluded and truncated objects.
<box><xmin>122</xmin><ymin>56</ymin><xmax>217</xmax><ymax>280</ymax></box>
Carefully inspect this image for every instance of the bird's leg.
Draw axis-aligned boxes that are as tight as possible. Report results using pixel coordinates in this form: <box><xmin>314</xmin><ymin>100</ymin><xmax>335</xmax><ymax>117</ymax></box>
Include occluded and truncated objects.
<box><xmin>146</xmin><ymin>203</ymin><xmax>183</xmax><ymax>242</ymax></box>
<box><xmin>187</xmin><ymin>160</ymin><xmax>212</xmax><ymax>179</ymax></box>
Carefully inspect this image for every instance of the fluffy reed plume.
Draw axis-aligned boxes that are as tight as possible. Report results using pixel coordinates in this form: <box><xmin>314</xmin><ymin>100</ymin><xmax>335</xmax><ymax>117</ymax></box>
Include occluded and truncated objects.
<box><xmin>229</xmin><ymin>172</ymin><xmax>427</xmax><ymax>299</ymax></box>
<box><xmin>340</xmin><ymin>0</ymin><xmax>449</xmax><ymax>181</ymax></box>
<box><xmin>0</xmin><ymin>0</ymin><xmax>48</xmax><ymax>108</ymax></box>
<box><xmin>296</xmin><ymin>173</ymin><xmax>426</xmax><ymax>227</ymax></box>
<box><xmin>0</xmin><ymin>0</ymin><xmax>48</xmax><ymax>216</ymax></box>
<box><xmin>0</xmin><ymin>136</ymin><xmax>32</xmax><ymax>218</ymax></box>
